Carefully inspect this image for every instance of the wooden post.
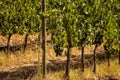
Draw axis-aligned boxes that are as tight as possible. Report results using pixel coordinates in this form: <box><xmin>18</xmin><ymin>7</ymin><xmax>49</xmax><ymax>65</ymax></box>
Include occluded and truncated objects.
<box><xmin>42</xmin><ymin>0</ymin><xmax>47</xmax><ymax>78</ymax></box>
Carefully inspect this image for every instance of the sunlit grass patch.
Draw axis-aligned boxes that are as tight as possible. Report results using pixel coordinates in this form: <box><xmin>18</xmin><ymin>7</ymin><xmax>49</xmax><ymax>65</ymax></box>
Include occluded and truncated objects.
<box><xmin>42</xmin><ymin>59</ymin><xmax>120</xmax><ymax>80</ymax></box>
<box><xmin>0</xmin><ymin>49</ymin><xmax>38</xmax><ymax>67</ymax></box>
<box><xmin>47</xmin><ymin>70</ymin><xmax>64</xmax><ymax>80</ymax></box>
<box><xmin>0</xmin><ymin>51</ymin><xmax>18</xmax><ymax>66</ymax></box>
<box><xmin>0</xmin><ymin>52</ymin><xmax>8</xmax><ymax>66</ymax></box>
<box><xmin>97</xmin><ymin>59</ymin><xmax>120</xmax><ymax>76</ymax></box>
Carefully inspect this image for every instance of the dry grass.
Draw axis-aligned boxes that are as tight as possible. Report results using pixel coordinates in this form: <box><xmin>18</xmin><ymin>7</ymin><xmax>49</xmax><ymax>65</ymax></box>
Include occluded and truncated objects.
<box><xmin>0</xmin><ymin>50</ymin><xmax>37</xmax><ymax>67</ymax></box>
<box><xmin>0</xmin><ymin>34</ymin><xmax>119</xmax><ymax>80</ymax></box>
<box><xmin>30</xmin><ymin>58</ymin><xmax>120</xmax><ymax>80</ymax></box>
<box><xmin>0</xmin><ymin>43</ymin><xmax>105</xmax><ymax>71</ymax></box>
<box><xmin>0</xmin><ymin>46</ymin><xmax>72</xmax><ymax>67</ymax></box>
<box><xmin>0</xmin><ymin>39</ymin><xmax>53</xmax><ymax>67</ymax></box>
<box><xmin>0</xmin><ymin>33</ymin><xmax>104</xmax><ymax>68</ymax></box>
<box><xmin>0</xmin><ymin>45</ymin><xmax>120</xmax><ymax>80</ymax></box>
<box><xmin>43</xmin><ymin>59</ymin><xmax>120</xmax><ymax>80</ymax></box>
<box><xmin>0</xmin><ymin>43</ymin><xmax>61</xmax><ymax>70</ymax></box>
